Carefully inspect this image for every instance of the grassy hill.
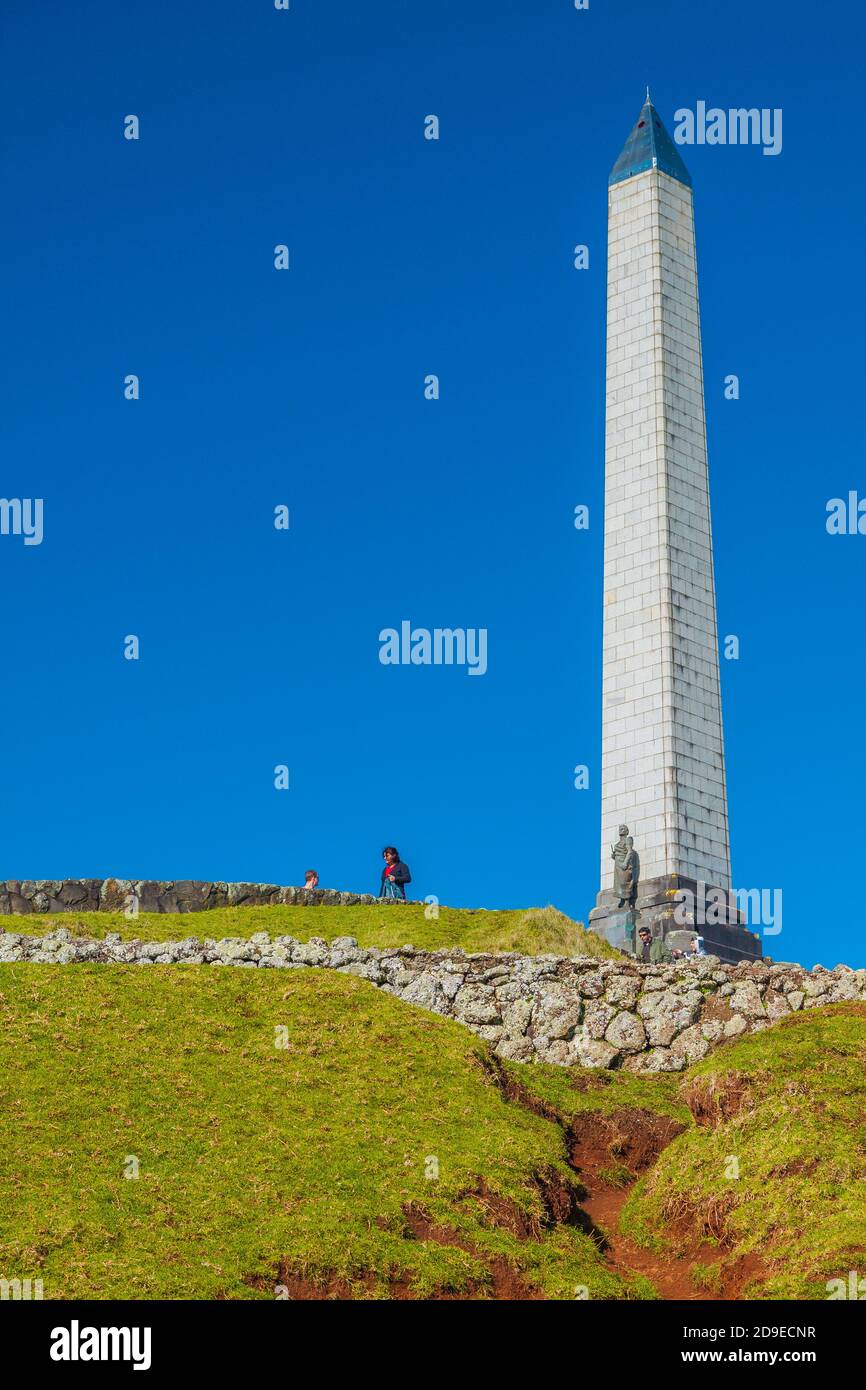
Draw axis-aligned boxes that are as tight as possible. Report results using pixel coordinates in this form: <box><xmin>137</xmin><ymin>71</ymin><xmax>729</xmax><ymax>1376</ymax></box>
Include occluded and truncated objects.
<box><xmin>1</xmin><ymin>944</ymin><xmax>863</xmax><ymax>1300</ymax></box>
<box><xmin>0</xmin><ymin>902</ymin><xmax>618</xmax><ymax>958</ymax></box>
<box><xmin>618</xmin><ymin>1002</ymin><xmax>866</xmax><ymax>1298</ymax></box>
<box><xmin>0</xmin><ymin>960</ymin><xmax>647</xmax><ymax>1300</ymax></box>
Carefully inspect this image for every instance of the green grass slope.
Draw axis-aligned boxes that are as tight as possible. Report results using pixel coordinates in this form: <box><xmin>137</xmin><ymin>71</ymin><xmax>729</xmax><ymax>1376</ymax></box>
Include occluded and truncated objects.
<box><xmin>0</xmin><ymin>902</ymin><xmax>618</xmax><ymax>958</ymax></box>
<box><xmin>1</xmin><ymin>959</ymin><xmax>862</xmax><ymax>1301</ymax></box>
<box><xmin>0</xmin><ymin>961</ymin><xmax>639</xmax><ymax>1301</ymax></box>
<box><xmin>619</xmin><ymin>1004</ymin><xmax>866</xmax><ymax>1299</ymax></box>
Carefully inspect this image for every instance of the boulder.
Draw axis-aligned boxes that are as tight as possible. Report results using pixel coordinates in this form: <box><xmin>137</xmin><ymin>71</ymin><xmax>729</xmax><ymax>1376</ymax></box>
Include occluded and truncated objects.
<box><xmin>604</xmin><ymin>974</ymin><xmax>641</xmax><ymax>1009</ymax></box>
<box><xmin>723</xmin><ymin>1015</ymin><xmax>749</xmax><ymax>1038</ymax></box>
<box><xmin>453</xmin><ymin>984</ymin><xmax>501</xmax><ymax>1027</ymax></box>
<box><xmin>292</xmin><ymin>939</ymin><xmax>330</xmax><ymax>967</ymax></box>
<box><xmin>729</xmin><ymin>981</ymin><xmax>766</xmax><ymax>1017</ymax></box>
<box><xmin>645</xmin><ymin>1014</ymin><xmax>679</xmax><ymax>1047</ymax></box>
<box><xmin>530</xmin><ymin>988</ymin><xmax>582</xmax><ymax>1041</ymax></box>
<box><xmin>500</xmin><ymin>997</ymin><xmax>534</xmax><ymax>1037</ymax></box>
<box><xmin>400</xmin><ymin>973</ymin><xmax>450</xmax><ymax>1015</ymax></box>
<box><xmin>583</xmin><ymin>1001</ymin><xmax>618</xmax><ymax>1041</ymax></box>
<box><xmin>604</xmin><ymin>1010</ymin><xmax>646</xmax><ymax>1053</ymax></box>
<box><xmin>764</xmin><ymin>989</ymin><xmax>791</xmax><ymax>1020</ymax></box>
<box><xmin>494</xmin><ymin>1037</ymin><xmax>535</xmax><ymax>1062</ymax></box>
<box><xmin>571</xmin><ymin>1036</ymin><xmax>620</xmax><ymax>1069</ymax></box>
<box><xmin>669</xmin><ymin>1024</ymin><xmax>710</xmax><ymax>1065</ymax></box>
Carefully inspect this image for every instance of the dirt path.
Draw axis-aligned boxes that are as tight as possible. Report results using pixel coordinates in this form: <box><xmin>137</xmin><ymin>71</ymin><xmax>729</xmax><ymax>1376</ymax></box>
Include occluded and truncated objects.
<box><xmin>579</xmin><ymin>1178</ymin><xmax>721</xmax><ymax>1300</ymax></box>
<box><xmin>481</xmin><ymin>1056</ymin><xmax>732</xmax><ymax>1301</ymax></box>
<box><xmin>566</xmin><ymin>1106</ymin><xmax>725</xmax><ymax>1301</ymax></box>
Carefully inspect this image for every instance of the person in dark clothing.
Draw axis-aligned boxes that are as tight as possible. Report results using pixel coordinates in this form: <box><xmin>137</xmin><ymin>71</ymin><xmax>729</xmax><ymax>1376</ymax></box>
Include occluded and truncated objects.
<box><xmin>380</xmin><ymin>846</ymin><xmax>411</xmax><ymax>900</ymax></box>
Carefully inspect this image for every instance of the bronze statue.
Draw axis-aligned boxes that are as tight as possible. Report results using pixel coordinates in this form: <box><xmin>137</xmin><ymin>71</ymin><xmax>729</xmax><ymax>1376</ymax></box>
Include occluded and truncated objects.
<box><xmin>612</xmin><ymin>824</ymin><xmax>639</xmax><ymax>907</ymax></box>
<box><xmin>626</xmin><ymin>835</ymin><xmax>639</xmax><ymax>902</ymax></box>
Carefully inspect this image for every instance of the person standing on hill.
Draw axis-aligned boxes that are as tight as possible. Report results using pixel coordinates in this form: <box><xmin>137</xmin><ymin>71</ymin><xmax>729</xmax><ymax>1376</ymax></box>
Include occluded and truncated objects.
<box><xmin>380</xmin><ymin>847</ymin><xmax>411</xmax><ymax>900</ymax></box>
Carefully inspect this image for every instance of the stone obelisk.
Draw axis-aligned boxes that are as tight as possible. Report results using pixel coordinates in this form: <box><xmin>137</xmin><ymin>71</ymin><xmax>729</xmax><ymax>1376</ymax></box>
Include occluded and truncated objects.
<box><xmin>589</xmin><ymin>95</ymin><xmax>756</xmax><ymax>963</ymax></box>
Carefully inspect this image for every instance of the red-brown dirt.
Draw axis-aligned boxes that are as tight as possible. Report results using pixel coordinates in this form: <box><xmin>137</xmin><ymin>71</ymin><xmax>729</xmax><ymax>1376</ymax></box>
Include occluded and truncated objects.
<box><xmin>251</xmin><ymin>1054</ymin><xmax>770</xmax><ymax>1300</ymax></box>
<box><xmin>564</xmin><ymin>1106</ymin><xmax>723</xmax><ymax>1300</ymax></box>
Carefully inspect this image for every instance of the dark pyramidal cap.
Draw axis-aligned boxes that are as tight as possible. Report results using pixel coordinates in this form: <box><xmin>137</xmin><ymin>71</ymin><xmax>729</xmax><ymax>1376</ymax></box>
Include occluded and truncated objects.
<box><xmin>609</xmin><ymin>93</ymin><xmax>692</xmax><ymax>188</ymax></box>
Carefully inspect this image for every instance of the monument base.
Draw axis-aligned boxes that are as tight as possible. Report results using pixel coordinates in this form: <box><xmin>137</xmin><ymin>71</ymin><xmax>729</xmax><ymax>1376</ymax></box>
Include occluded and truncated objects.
<box><xmin>589</xmin><ymin>874</ymin><xmax>762</xmax><ymax>965</ymax></box>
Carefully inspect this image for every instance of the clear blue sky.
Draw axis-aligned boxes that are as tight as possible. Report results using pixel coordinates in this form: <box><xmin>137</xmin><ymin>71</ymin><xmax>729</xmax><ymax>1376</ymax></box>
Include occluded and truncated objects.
<box><xmin>3</xmin><ymin>1</ymin><xmax>864</xmax><ymax>968</ymax></box>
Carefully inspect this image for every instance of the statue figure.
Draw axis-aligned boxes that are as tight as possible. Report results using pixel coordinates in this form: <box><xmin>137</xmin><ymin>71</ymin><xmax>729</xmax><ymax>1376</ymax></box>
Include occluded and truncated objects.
<box><xmin>626</xmin><ymin>835</ymin><xmax>640</xmax><ymax>903</ymax></box>
<box><xmin>611</xmin><ymin>823</ymin><xmax>638</xmax><ymax>908</ymax></box>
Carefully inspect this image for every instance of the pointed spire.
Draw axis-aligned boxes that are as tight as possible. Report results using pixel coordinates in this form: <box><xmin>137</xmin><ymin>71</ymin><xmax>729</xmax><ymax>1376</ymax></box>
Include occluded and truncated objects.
<box><xmin>609</xmin><ymin>94</ymin><xmax>692</xmax><ymax>189</ymax></box>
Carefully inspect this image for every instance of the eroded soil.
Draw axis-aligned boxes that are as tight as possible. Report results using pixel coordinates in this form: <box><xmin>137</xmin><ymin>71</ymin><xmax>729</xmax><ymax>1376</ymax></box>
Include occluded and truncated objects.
<box><xmin>261</xmin><ymin>1054</ymin><xmax>758</xmax><ymax>1300</ymax></box>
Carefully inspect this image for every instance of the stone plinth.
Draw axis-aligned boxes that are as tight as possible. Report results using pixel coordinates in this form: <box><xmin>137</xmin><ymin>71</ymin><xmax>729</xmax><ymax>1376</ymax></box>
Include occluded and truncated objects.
<box><xmin>590</xmin><ymin>874</ymin><xmax>762</xmax><ymax>964</ymax></box>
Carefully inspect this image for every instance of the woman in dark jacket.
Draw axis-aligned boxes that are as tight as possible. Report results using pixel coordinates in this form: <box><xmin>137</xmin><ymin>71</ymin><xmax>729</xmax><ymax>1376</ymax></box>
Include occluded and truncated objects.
<box><xmin>380</xmin><ymin>846</ymin><xmax>411</xmax><ymax>900</ymax></box>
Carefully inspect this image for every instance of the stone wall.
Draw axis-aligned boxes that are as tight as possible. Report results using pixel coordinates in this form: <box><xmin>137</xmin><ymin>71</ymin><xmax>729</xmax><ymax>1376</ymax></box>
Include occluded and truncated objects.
<box><xmin>0</xmin><ymin>879</ymin><xmax>397</xmax><ymax>915</ymax></box>
<box><xmin>1</xmin><ymin>926</ymin><xmax>863</xmax><ymax>1072</ymax></box>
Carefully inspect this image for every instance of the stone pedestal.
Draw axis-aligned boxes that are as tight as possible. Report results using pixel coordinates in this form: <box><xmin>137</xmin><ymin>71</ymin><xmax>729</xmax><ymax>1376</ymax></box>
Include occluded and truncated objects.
<box><xmin>593</xmin><ymin>907</ymin><xmax>637</xmax><ymax>955</ymax></box>
<box><xmin>589</xmin><ymin>874</ymin><xmax>762</xmax><ymax>965</ymax></box>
